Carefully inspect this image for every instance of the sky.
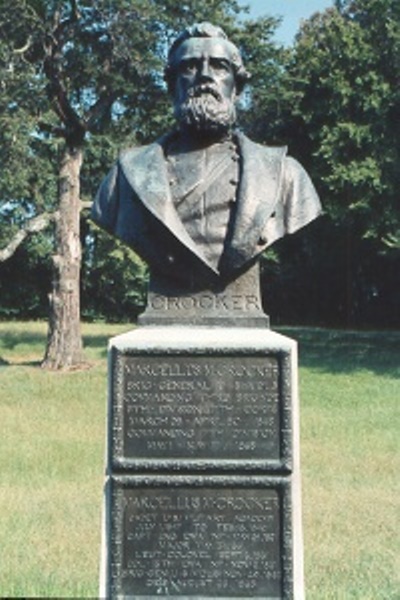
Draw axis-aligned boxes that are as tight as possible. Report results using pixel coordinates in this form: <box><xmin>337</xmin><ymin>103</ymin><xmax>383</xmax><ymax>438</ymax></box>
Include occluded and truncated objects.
<box><xmin>245</xmin><ymin>0</ymin><xmax>335</xmax><ymax>45</ymax></box>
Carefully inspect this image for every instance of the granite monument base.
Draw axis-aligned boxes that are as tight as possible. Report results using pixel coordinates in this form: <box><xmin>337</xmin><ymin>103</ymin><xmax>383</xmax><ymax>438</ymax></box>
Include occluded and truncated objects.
<box><xmin>100</xmin><ymin>327</ymin><xmax>304</xmax><ymax>599</ymax></box>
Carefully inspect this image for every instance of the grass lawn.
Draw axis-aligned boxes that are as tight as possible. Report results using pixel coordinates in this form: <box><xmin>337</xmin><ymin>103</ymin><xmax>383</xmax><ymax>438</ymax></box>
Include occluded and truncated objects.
<box><xmin>0</xmin><ymin>321</ymin><xmax>399</xmax><ymax>598</ymax></box>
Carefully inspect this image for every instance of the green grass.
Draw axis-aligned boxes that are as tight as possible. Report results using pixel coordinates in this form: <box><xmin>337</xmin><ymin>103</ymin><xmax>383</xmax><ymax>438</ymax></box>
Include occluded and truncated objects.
<box><xmin>0</xmin><ymin>322</ymin><xmax>399</xmax><ymax>598</ymax></box>
<box><xmin>281</xmin><ymin>328</ymin><xmax>399</xmax><ymax>600</ymax></box>
<box><xmin>0</xmin><ymin>321</ymin><xmax>129</xmax><ymax>597</ymax></box>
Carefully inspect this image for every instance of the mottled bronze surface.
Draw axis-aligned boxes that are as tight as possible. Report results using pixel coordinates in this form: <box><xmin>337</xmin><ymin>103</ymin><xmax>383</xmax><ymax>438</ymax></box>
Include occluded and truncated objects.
<box><xmin>91</xmin><ymin>22</ymin><xmax>321</xmax><ymax>323</ymax></box>
<box><xmin>109</xmin><ymin>476</ymin><xmax>292</xmax><ymax>599</ymax></box>
<box><xmin>111</xmin><ymin>352</ymin><xmax>293</xmax><ymax>469</ymax></box>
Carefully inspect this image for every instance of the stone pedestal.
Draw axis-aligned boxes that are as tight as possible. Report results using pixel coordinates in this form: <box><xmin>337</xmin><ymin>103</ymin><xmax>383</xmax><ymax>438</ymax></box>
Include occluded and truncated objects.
<box><xmin>100</xmin><ymin>327</ymin><xmax>304</xmax><ymax>599</ymax></box>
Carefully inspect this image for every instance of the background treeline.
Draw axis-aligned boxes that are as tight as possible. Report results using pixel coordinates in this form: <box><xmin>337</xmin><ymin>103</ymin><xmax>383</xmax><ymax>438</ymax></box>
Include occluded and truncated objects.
<box><xmin>0</xmin><ymin>0</ymin><xmax>399</xmax><ymax>328</ymax></box>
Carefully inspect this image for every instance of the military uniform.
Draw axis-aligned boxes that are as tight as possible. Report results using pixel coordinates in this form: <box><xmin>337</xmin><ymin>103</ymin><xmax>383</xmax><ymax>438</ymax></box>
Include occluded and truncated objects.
<box><xmin>91</xmin><ymin>131</ymin><xmax>322</xmax><ymax>290</ymax></box>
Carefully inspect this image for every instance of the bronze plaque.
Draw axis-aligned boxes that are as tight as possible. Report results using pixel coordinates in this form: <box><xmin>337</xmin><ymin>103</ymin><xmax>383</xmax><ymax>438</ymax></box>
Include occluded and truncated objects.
<box><xmin>110</xmin><ymin>477</ymin><xmax>290</xmax><ymax>598</ymax></box>
<box><xmin>112</xmin><ymin>355</ymin><xmax>285</xmax><ymax>464</ymax></box>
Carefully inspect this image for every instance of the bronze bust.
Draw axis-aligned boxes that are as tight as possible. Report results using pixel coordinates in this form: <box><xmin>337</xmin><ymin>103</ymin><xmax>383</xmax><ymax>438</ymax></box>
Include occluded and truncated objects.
<box><xmin>92</xmin><ymin>23</ymin><xmax>321</xmax><ymax>325</ymax></box>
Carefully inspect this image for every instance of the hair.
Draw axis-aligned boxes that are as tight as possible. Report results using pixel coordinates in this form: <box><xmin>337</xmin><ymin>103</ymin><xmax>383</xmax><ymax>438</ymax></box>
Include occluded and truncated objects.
<box><xmin>165</xmin><ymin>22</ymin><xmax>251</xmax><ymax>95</ymax></box>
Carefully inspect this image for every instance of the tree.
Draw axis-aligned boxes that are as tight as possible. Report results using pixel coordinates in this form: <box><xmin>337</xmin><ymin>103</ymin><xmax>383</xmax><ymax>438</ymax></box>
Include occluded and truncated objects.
<box><xmin>293</xmin><ymin>1</ymin><xmax>399</xmax><ymax>236</ymax></box>
<box><xmin>229</xmin><ymin>15</ymin><xmax>291</xmax><ymax>144</ymax></box>
<box><xmin>0</xmin><ymin>0</ymin><xmax>251</xmax><ymax>367</ymax></box>
<box><xmin>251</xmin><ymin>0</ymin><xmax>399</xmax><ymax>327</ymax></box>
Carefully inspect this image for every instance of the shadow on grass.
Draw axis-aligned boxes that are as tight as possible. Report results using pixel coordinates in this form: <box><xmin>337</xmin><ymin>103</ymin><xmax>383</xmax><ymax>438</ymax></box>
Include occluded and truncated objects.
<box><xmin>0</xmin><ymin>325</ymin><xmax>399</xmax><ymax>378</ymax></box>
<box><xmin>0</xmin><ymin>329</ymin><xmax>47</xmax><ymax>366</ymax></box>
<box><xmin>83</xmin><ymin>334</ymin><xmax>110</xmax><ymax>359</ymax></box>
<box><xmin>0</xmin><ymin>330</ymin><xmax>47</xmax><ymax>351</ymax></box>
<box><xmin>85</xmin><ymin>328</ymin><xmax>400</xmax><ymax>377</ymax></box>
<box><xmin>0</xmin><ymin>328</ymin><xmax>111</xmax><ymax>365</ymax></box>
<box><xmin>83</xmin><ymin>334</ymin><xmax>110</xmax><ymax>346</ymax></box>
<box><xmin>82</xmin><ymin>326</ymin><xmax>134</xmax><ymax>359</ymax></box>
<box><xmin>279</xmin><ymin>327</ymin><xmax>400</xmax><ymax>378</ymax></box>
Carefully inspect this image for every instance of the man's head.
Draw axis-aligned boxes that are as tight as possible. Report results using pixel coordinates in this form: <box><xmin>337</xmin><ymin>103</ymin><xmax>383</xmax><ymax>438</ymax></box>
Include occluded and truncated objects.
<box><xmin>165</xmin><ymin>23</ymin><xmax>250</xmax><ymax>135</ymax></box>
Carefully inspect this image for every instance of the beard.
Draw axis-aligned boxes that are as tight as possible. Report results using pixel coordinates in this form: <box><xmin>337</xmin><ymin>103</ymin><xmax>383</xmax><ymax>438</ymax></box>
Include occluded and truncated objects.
<box><xmin>175</xmin><ymin>84</ymin><xmax>236</xmax><ymax>136</ymax></box>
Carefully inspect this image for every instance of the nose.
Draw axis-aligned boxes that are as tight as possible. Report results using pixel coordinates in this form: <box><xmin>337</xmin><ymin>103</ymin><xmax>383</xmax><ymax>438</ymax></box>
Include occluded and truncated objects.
<box><xmin>198</xmin><ymin>59</ymin><xmax>213</xmax><ymax>82</ymax></box>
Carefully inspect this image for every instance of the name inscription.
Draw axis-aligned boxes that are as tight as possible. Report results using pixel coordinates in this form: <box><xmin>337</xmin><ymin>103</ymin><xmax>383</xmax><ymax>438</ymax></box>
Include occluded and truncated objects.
<box><xmin>148</xmin><ymin>293</ymin><xmax>262</xmax><ymax>312</ymax></box>
<box><xmin>113</xmin><ymin>486</ymin><xmax>283</xmax><ymax>597</ymax></box>
<box><xmin>117</xmin><ymin>356</ymin><xmax>281</xmax><ymax>460</ymax></box>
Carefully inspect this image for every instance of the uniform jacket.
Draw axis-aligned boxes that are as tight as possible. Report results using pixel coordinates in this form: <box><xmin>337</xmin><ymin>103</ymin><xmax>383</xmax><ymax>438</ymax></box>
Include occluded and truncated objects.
<box><xmin>91</xmin><ymin>131</ymin><xmax>322</xmax><ymax>288</ymax></box>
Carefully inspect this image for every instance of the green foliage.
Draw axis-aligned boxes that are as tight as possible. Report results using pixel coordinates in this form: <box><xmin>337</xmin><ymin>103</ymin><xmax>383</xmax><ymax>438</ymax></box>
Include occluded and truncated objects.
<box><xmin>261</xmin><ymin>219</ymin><xmax>400</xmax><ymax>329</ymax></box>
<box><xmin>233</xmin><ymin>17</ymin><xmax>294</xmax><ymax>145</ymax></box>
<box><xmin>82</xmin><ymin>225</ymin><xmax>148</xmax><ymax>322</ymax></box>
<box><xmin>253</xmin><ymin>0</ymin><xmax>399</xmax><ymax>327</ymax></box>
<box><xmin>0</xmin><ymin>234</ymin><xmax>53</xmax><ymax>319</ymax></box>
<box><xmin>290</xmin><ymin>0</ymin><xmax>399</xmax><ymax>245</ymax></box>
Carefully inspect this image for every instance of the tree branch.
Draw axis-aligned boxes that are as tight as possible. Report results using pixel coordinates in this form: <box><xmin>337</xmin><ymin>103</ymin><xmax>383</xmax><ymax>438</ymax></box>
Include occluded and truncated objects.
<box><xmin>70</xmin><ymin>0</ymin><xmax>81</xmax><ymax>21</ymax></box>
<box><xmin>43</xmin><ymin>13</ymin><xmax>86</xmax><ymax>141</ymax></box>
<box><xmin>38</xmin><ymin>121</ymin><xmax>67</xmax><ymax>138</ymax></box>
<box><xmin>13</xmin><ymin>36</ymin><xmax>32</xmax><ymax>55</ymax></box>
<box><xmin>0</xmin><ymin>212</ymin><xmax>57</xmax><ymax>262</ymax></box>
<box><xmin>0</xmin><ymin>198</ymin><xmax>92</xmax><ymax>262</ymax></box>
<box><xmin>85</xmin><ymin>89</ymin><xmax>117</xmax><ymax>130</ymax></box>
<box><xmin>43</xmin><ymin>53</ymin><xmax>85</xmax><ymax>136</ymax></box>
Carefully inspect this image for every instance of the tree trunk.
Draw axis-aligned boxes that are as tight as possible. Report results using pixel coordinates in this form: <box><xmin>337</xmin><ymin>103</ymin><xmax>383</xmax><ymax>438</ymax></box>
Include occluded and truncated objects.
<box><xmin>42</xmin><ymin>144</ymin><xmax>84</xmax><ymax>369</ymax></box>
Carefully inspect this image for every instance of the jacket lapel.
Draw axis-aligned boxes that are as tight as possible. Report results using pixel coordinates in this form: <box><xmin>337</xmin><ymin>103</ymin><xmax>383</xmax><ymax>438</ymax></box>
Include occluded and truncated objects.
<box><xmin>119</xmin><ymin>140</ymin><xmax>219</xmax><ymax>274</ymax></box>
<box><xmin>119</xmin><ymin>134</ymin><xmax>287</xmax><ymax>278</ymax></box>
<box><xmin>222</xmin><ymin>133</ymin><xmax>287</xmax><ymax>272</ymax></box>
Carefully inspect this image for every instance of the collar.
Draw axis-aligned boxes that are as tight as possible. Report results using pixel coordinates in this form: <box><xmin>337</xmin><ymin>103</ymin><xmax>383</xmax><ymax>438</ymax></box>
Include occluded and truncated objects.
<box><xmin>119</xmin><ymin>132</ymin><xmax>287</xmax><ymax>275</ymax></box>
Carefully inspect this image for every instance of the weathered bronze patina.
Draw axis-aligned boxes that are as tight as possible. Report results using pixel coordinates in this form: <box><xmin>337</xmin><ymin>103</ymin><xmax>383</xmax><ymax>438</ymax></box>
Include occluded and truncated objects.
<box><xmin>110</xmin><ymin>476</ymin><xmax>291</xmax><ymax>598</ymax></box>
<box><xmin>92</xmin><ymin>22</ymin><xmax>321</xmax><ymax>324</ymax></box>
<box><xmin>111</xmin><ymin>351</ymin><xmax>293</xmax><ymax>470</ymax></box>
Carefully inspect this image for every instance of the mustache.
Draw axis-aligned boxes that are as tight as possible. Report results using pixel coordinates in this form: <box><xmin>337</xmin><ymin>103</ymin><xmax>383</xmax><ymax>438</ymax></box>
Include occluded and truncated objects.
<box><xmin>186</xmin><ymin>84</ymin><xmax>223</xmax><ymax>102</ymax></box>
<box><xmin>176</xmin><ymin>92</ymin><xmax>236</xmax><ymax>134</ymax></box>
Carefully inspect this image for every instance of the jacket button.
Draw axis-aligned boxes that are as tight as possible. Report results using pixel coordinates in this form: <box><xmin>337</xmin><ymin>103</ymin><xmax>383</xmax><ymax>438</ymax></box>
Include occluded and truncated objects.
<box><xmin>258</xmin><ymin>235</ymin><xmax>267</xmax><ymax>245</ymax></box>
<box><xmin>167</xmin><ymin>254</ymin><xmax>175</xmax><ymax>263</ymax></box>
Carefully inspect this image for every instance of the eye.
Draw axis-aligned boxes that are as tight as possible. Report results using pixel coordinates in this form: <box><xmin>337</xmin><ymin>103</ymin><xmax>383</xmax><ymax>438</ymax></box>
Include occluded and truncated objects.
<box><xmin>179</xmin><ymin>58</ymin><xmax>198</xmax><ymax>74</ymax></box>
<box><xmin>210</xmin><ymin>58</ymin><xmax>231</xmax><ymax>73</ymax></box>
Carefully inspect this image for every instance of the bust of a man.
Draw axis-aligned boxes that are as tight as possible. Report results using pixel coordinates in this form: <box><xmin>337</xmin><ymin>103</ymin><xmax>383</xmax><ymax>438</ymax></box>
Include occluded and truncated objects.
<box><xmin>92</xmin><ymin>23</ymin><xmax>321</xmax><ymax>325</ymax></box>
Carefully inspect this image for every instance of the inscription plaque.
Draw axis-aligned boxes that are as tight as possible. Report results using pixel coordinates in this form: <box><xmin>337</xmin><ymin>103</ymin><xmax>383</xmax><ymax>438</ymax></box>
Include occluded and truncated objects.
<box><xmin>101</xmin><ymin>328</ymin><xmax>303</xmax><ymax>599</ymax></box>
<box><xmin>110</xmin><ymin>476</ymin><xmax>291</xmax><ymax>598</ymax></box>
<box><xmin>112</xmin><ymin>354</ymin><xmax>291</xmax><ymax>468</ymax></box>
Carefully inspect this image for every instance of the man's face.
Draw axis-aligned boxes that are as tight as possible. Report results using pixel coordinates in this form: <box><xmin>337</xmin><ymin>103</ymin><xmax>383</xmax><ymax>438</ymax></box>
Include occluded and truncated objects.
<box><xmin>171</xmin><ymin>37</ymin><xmax>238</xmax><ymax>134</ymax></box>
<box><xmin>172</xmin><ymin>37</ymin><xmax>236</xmax><ymax>106</ymax></box>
